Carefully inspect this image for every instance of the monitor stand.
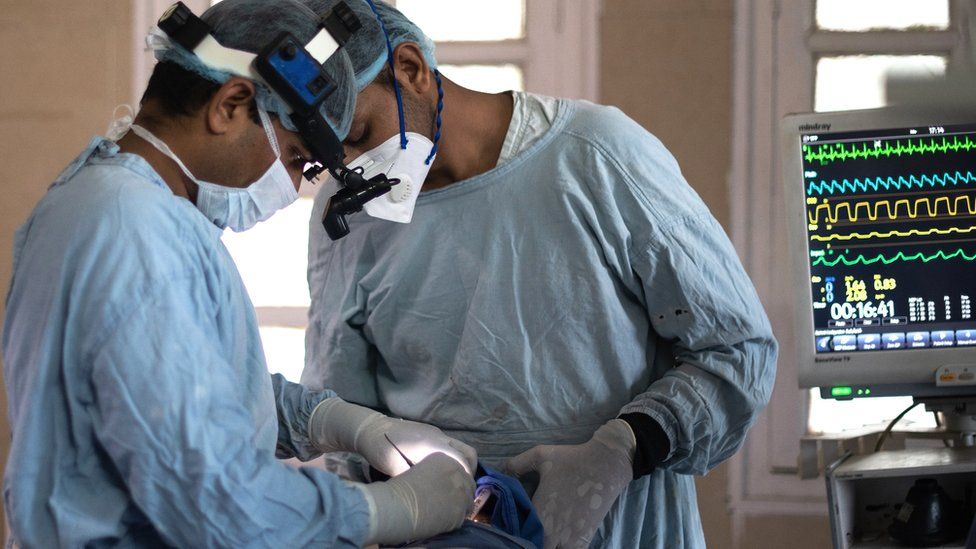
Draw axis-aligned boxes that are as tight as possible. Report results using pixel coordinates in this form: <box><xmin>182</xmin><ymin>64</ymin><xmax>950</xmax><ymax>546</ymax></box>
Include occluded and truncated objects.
<box><xmin>919</xmin><ymin>396</ymin><xmax>976</xmax><ymax>447</ymax></box>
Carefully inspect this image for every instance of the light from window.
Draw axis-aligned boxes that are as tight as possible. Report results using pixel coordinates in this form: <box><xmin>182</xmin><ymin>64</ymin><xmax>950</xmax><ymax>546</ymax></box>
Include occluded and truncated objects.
<box><xmin>260</xmin><ymin>326</ymin><xmax>307</xmax><ymax>382</ymax></box>
<box><xmin>395</xmin><ymin>0</ymin><xmax>525</xmax><ymax>42</ymax></box>
<box><xmin>214</xmin><ymin>0</ymin><xmax>526</xmax><ymax>41</ymax></box>
<box><xmin>814</xmin><ymin>55</ymin><xmax>946</xmax><ymax>112</ymax></box>
<box><xmin>221</xmin><ymin>197</ymin><xmax>313</xmax><ymax>308</ymax></box>
<box><xmin>439</xmin><ymin>63</ymin><xmax>523</xmax><ymax>93</ymax></box>
<box><xmin>396</xmin><ymin>0</ymin><xmax>525</xmax><ymax>42</ymax></box>
<box><xmin>816</xmin><ymin>0</ymin><xmax>949</xmax><ymax>31</ymax></box>
<box><xmin>807</xmin><ymin>390</ymin><xmax>936</xmax><ymax>434</ymax></box>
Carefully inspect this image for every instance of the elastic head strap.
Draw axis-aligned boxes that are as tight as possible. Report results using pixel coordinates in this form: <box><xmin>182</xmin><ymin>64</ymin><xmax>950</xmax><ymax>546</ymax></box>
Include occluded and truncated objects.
<box><xmin>128</xmin><ymin>123</ymin><xmax>200</xmax><ymax>183</ymax></box>
<box><xmin>364</xmin><ymin>0</ymin><xmax>408</xmax><ymax>150</ymax></box>
<box><xmin>425</xmin><ymin>69</ymin><xmax>444</xmax><ymax>165</ymax></box>
<box><xmin>258</xmin><ymin>108</ymin><xmax>281</xmax><ymax>157</ymax></box>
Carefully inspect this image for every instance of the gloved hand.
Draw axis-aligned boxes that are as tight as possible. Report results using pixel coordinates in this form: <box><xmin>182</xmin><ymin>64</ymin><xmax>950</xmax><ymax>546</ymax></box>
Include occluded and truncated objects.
<box><xmin>504</xmin><ymin>419</ymin><xmax>637</xmax><ymax>549</ymax></box>
<box><xmin>308</xmin><ymin>397</ymin><xmax>477</xmax><ymax>476</ymax></box>
<box><xmin>353</xmin><ymin>452</ymin><xmax>476</xmax><ymax>545</ymax></box>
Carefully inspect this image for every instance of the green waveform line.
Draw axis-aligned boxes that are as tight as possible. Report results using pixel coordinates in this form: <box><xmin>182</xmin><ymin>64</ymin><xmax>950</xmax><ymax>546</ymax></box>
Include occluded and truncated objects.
<box><xmin>806</xmin><ymin>171</ymin><xmax>976</xmax><ymax>196</ymax></box>
<box><xmin>813</xmin><ymin>248</ymin><xmax>976</xmax><ymax>267</ymax></box>
<box><xmin>803</xmin><ymin>135</ymin><xmax>976</xmax><ymax>165</ymax></box>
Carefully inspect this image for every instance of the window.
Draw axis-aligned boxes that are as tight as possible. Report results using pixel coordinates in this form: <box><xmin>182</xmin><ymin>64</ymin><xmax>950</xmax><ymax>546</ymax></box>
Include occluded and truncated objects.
<box><xmin>395</xmin><ymin>0</ymin><xmax>527</xmax><ymax>93</ymax></box>
<box><xmin>815</xmin><ymin>0</ymin><xmax>950</xmax><ymax>32</ymax></box>
<box><xmin>805</xmin><ymin>3</ymin><xmax>956</xmax><ymax>435</ymax></box>
<box><xmin>129</xmin><ymin>0</ymin><xmax>598</xmax><ymax>381</ymax></box>
<box><xmin>814</xmin><ymin>55</ymin><xmax>946</xmax><ymax>113</ymax></box>
<box><xmin>220</xmin><ymin>193</ymin><xmax>314</xmax><ymax>382</ymax></box>
<box><xmin>802</xmin><ymin>5</ymin><xmax>950</xmax><ymax>435</ymax></box>
<box><xmin>392</xmin><ymin>0</ymin><xmax>599</xmax><ymax>100</ymax></box>
<box><xmin>727</xmin><ymin>0</ymin><xmax>975</xmax><ymax>535</ymax></box>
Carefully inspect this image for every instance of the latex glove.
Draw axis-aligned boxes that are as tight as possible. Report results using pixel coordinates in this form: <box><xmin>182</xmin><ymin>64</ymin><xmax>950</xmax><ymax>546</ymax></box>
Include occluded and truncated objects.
<box><xmin>353</xmin><ymin>452</ymin><xmax>476</xmax><ymax>545</ymax></box>
<box><xmin>505</xmin><ymin>419</ymin><xmax>636</xmax><ymax>549</ymax></box>
<box><xmin>309</xmin><ymin>397</ymin><xmax>477</xmax><ymax>476</ymax></box>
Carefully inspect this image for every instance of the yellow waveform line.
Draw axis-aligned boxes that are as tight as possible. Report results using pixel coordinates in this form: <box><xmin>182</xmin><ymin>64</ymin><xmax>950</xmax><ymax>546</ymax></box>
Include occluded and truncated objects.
<box><xmin>808</xmin><ymin>195</ymin><xmax>976</xmax><ymax>225</ymax></box>
<box><xmin>810</xmin><ymin>225</ymin><xmax>976</xmax><ymax>242</ymax></box>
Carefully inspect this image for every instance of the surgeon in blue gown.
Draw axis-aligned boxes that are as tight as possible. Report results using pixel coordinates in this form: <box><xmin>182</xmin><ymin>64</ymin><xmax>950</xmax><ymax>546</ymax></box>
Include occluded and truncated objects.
<box><xmin>1</xmin><ymin>1</ymin><xmax>478</xmax><ymax>546</ymax></box>
<box><xmin>300</xmin><ymin>1</ymin><xmax>779</xmax><ymax>548</ymax></box>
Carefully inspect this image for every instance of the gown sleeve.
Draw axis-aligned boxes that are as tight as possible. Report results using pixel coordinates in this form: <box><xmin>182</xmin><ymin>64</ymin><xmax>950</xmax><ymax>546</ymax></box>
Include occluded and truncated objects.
<box><xmin>90</xmin><ymin>274</ymin><xmax>371</xmax><ymax>547</ymax></box>
<box><xmin>572</xmin><ymin>107</ymin><xmax>779</xmax><ymax>476</ymax></box>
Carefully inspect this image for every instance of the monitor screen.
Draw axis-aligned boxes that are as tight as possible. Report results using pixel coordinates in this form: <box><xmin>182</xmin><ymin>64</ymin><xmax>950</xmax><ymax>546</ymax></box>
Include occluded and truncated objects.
<box><xmin>801</xmin><ymin>123</ymin><xmax>976</xmax><ymax>354</ymax></box>
<box><xmin>783</xmin><ymin>108</ymin><xmax>976</xmax><ymax>396</ymax></box>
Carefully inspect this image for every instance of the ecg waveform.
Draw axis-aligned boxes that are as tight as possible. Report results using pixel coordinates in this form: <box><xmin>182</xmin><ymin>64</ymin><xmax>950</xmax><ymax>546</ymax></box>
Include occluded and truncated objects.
<box><xmin>803</xmin><ymin>135</ymin><xmax>976</xmax><ymax>165</ymax></box>
<box><xmin>809</xmin><ymin>225</ymin><xmax>976</xmax><ymax>242</ymax></box>
<box><xmin>800</xmin><ymin>124</ymin><xmax>976</xmax><ymax>337</ymax></box>
<box><xmin>806</xmin><ymin>171</ymin><xmax>976</xmax><ymax>197</ymax></box>
<box><xmin>808</xmin><ymin>195</ymin><xmax>976</xmax><ymax>225</ymax></box>
<box><xmin>813</xmin><ymin>248</ymin><xmax>976</xmax><ymax>267</ymax></box>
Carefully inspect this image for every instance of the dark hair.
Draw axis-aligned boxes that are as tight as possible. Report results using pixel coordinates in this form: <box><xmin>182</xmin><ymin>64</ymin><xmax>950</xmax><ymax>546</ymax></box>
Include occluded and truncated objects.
<box><xmin>372</xmin><ymin>65</ymin><xmax>395</xmax><ymax>89</ymax></box>
<box><xmin>140</xmin><ymin>61</ymin><xmax>259</xmax><ymax>123</ymax></box>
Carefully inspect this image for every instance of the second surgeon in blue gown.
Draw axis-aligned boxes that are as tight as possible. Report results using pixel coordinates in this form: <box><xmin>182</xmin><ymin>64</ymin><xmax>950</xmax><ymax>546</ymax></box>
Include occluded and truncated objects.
<box><xmin>301</xmin><ymin>1</ymin><xmax>779</xmax><ymax>547</ymax></box>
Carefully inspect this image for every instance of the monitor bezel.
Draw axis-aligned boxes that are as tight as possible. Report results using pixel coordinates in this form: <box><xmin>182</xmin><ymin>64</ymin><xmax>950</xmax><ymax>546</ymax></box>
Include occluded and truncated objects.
<box><xmin>781</xmin><ymin>106</ymin><xmax>976</xmax><ymax>392</ymax></box>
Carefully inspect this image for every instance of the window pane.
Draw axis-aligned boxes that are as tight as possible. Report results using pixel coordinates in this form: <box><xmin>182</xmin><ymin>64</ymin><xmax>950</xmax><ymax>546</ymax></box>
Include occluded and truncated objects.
<box><xmin>439</xmin><ymin>64</ymin><xmax>523</xmax><ymax>93</ymax></box>
<box><xmin>816</xmin><ymin>0</ymin><xmax>949</xmax><ymax>31</ymax></box>
<box><xmin>259</xmin><ymin>327</ymin><xmax>306</xmax><ymax>382</ymax></box>
<box><xmin>221</xmin><ymin>197</ymin><xmax>313</xmax><ymax>308</ymax></box>
<box><xmin>396</xmin><ymin>0</ymin><xmax>525</xmax><ymax>42</ymax></box>
<box><xmin>815</xmin><ymin>55</ymin><xmax>946</xmax><ymax>112</ymax></box>
<box><xmin>807</xmin><ymin>389</ymin><xmax>936</xmax><ymax>434</ymax></box>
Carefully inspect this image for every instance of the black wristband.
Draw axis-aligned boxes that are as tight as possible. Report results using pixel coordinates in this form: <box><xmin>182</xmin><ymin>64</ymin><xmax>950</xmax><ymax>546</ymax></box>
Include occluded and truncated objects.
<box><xmin>618</xmin><ymin>413</ymin><xmax>670</xmax><ymax>479</ymax></box>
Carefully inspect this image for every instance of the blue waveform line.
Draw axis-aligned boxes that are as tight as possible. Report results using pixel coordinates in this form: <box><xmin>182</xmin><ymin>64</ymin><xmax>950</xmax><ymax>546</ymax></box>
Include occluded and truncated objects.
<box><xmin>806</xmin><ymin>171</ymin><xmax>976</xmax><ymax>196</ymax></box>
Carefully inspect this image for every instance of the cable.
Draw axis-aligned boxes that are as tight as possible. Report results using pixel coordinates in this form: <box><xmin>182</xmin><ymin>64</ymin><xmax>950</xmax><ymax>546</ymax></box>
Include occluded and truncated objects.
<box><xmin>874</xmin><ymin>401</ymin><xmax>921</xmax><ymax>453</ymax></box>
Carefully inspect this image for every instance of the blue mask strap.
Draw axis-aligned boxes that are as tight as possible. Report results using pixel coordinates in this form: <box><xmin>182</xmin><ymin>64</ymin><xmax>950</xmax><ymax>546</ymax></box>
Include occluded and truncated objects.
<box><xmin>425</xmin><ymin>69</ymin><xmax>443</xmax><ymax>165</ymax></box>
<box><xmin>365</xmin><ymin>0</ymin><xmax>408</xmax><ymax>150</ymax></box>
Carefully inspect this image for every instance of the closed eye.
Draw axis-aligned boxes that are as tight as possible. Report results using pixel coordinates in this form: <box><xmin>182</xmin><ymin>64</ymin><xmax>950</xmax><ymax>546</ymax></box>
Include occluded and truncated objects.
<box><xmin>344</xmin><ymin>123</ymin><xmax>369</xmax><ymax>147</ymax></box>
<box><xmin>289</xmin><ymin>146</ymin><xmax>310</xmax><ymax>171</ymax></box>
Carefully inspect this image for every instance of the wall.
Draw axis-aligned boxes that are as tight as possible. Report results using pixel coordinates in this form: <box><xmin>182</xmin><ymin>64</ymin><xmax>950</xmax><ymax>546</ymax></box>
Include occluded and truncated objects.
<box><xmin>0</xmin><ymin>0</ymin><xmax>134</xmax><ymax>535</ymax></box>
<box><xmin>599</xmin><ymin>1</ymin><xmax>830</xmax><ymax>547</ymax></box>
<box><xmin>601</xmin><ymin>0</ymin><xmax>733</xmax><ymax>228</ymax></box>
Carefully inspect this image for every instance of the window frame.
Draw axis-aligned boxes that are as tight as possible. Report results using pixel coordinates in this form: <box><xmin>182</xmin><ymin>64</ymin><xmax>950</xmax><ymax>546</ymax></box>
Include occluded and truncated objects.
<box><xmin>727</xmin><ymin>0</ymin><xmax>976</xmax><ymax>542</ymax></box>
<box><xmin>390</xmin><ymin>0</ymin><xmax>600</xmax><ymax>102</ymax></box>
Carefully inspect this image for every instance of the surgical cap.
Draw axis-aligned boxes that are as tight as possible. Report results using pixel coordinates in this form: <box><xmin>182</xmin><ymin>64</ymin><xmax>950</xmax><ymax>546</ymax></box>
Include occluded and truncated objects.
<box><xmin>303</xmin><ymin>0</ymin><xmax>438</xmax><ymax>137</ymax></box>
<box><xmin>150</xmin><ymin>0</ymin><xmax>357</xmax><ymax>139</ymax></box>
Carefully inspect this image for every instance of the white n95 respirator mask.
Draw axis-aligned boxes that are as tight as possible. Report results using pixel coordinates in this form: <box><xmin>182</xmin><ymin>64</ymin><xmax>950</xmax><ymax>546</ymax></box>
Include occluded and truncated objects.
<box><xmin>347</xmin><ymin>132</ymin><xmax>435</xmax><ymax>224</ymax></box>
<box><xmin>128</xmin><ymin>109</ymin><xmax>298</xmax><ymax>232</ymax></box>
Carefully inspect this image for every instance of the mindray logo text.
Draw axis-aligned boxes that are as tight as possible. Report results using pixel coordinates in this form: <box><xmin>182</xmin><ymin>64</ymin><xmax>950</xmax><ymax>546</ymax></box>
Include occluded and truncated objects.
<box><xmin>799</xmin><ymin>123</ymin><xmax>831</xmax><ymax>131</ymax></box>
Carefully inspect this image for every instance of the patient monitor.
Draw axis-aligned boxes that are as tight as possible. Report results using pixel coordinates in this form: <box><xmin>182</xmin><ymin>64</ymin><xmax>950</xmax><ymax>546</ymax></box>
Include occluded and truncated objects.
<box><xmin>782</xmin><ymin>106</ymin><xmax>976</xmax><ymax>437</ymax></box>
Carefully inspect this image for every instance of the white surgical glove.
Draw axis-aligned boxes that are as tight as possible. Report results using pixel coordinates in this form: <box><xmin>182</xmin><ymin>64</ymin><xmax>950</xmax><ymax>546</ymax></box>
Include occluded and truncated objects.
<box><xmin>353</xmin><ymin>452</ymin><xmax>475</xmax><ymax>545</ymax></box>
<box><xmin>309</xmin><ymin>397</ymin><xmax>477</xmax><ymax>476</ymax></box>
<box><xmin>505</xmin><ymin>419</ymin><xmax>637</xmax><ymax>549</ymax></box>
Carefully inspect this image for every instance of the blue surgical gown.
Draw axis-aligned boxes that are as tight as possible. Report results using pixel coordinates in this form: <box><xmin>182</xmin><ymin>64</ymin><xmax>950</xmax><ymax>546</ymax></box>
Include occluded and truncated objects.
<box><xmin>304</xmin><ymin>97</ymin><xmax>778</xmax><ymax>548</ymax></box>
<box><xmin>2</xmin><ymin>138</ymin><xmax>369</xmax><ymax>547</ymax></box>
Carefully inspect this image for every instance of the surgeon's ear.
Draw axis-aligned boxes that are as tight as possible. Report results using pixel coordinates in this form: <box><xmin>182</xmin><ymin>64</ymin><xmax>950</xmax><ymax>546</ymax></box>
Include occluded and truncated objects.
<box><xmin>206</xmin><ymin>77</ymin><xmax>257</xmax><ymax>135</ymax></box>
<box><xmin>392</xmin><ymin>42</ymin><xmax>433</xmax><ymax>96</ymax></box>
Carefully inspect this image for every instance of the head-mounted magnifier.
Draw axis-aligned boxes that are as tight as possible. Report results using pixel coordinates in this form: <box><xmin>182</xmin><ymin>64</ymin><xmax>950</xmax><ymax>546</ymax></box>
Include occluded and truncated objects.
<box><xmin>157</xmin><ymin>1</ymin><xmax>397</xmax><ymax>240</ymax></box>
